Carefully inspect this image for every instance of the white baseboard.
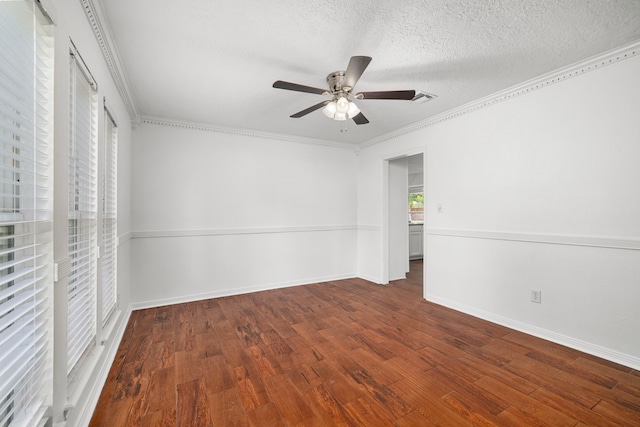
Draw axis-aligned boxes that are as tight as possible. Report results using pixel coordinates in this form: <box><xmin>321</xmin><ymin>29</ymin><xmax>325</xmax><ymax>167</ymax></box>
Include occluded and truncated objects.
<box><xmin>131</xmin><ymin>273</ymin><xmax>357</xmax><ymax>310</ymax></box>
<box><xmin>357</xmin><ymin>273</ymin><xmax>384</xmax><ymax>285</ymax></box>
<box><xmin>71</xmin><ymin>305</ymin><xmax>133</xmax><ymax>427</ymax></box>
<box><xmin>426</xmin><ymin>294</ymin><xmax>640</xmax><ymax>371</ymax></box>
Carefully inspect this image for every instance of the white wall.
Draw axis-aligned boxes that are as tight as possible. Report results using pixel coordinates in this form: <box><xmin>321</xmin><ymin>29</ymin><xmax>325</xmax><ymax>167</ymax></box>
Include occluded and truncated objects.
<box><xmin>131</xmin><ymin>124</ymin><xmax>357</xmax><ymax>307</ymax></box>
<box><xmin>50</xmin><ymin>0</ymin><xmax>133</xmax><ymax>425</ymax></box>
<box><xmin>388</xmin><ymin>157</ymin><xmax>409</xmax><ymax>281</ymax></box>
<box><xmin>357</xmin><ymin>51</ymin><xmax>640</xmax><ymax>368</ymax></box>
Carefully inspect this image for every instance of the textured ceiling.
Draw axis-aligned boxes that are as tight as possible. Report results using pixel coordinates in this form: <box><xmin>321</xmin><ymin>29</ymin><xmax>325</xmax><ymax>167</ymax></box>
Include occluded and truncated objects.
<box><xmin>99</xmin><ymin>0</ymin><xmax>640</xmax><ymax>145</ymax></box>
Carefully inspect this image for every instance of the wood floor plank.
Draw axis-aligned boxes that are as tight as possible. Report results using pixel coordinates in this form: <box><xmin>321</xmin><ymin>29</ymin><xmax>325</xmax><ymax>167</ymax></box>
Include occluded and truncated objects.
<box><xmin>142</xmin><ymin>339</ymin><xmax>175</xmax><ymax>378</ymax></box>
<box><xmin>348</xmin><ymin>368</ymin><xmax>412</xmax><ymax>419</ymax></box>
<box><xmin>90</xmin><ymin>260</ymin><xmax>640</xmax><ymax>426</ymax></box>
<box><xmin>306</xmin><ymin>383</ymin><xmax>362</xmax><ymax>425</ymax></box>
<box><xmin>142</xmin><ymin>366</ymin><xmax>175</xmax><ymax>415</ymax></box>
<box><xmin>232</xmin><ymin>365</ymin><xmax>270</xmax><ymax>411</ymax></box>
<box><xmin>139</xmin><ymin>408</ymin><xmax>176</xmax><ymax>427</ymax></box>
<box><xmin>176</xmin><ymin>378</ymin><xmax>213</xmax><ymax>427</ymax></box>
<box><xmin>592</xmin><ymin>399</ymin><xmax>640</xmax><ymax>425</ymax></box>
<box><xmin>420</xmin><ymin>397</ymin><xmax>482</xmax><ymax>426</ymax></box>
<box><xmin>263</xmin><ymin>374</ymin><xmax>315</xmax><ymax>425</ymax></box>
<box><xmin>194</xmin><ymin>330</ymin><xmax>223</xmax><ymax>359</ymax></box>
<box><xmin>342</xmin><ymin>397</ymin><xmax>396</xmax><ymax>426</ymax></box>
<box><xmin>246</xmin><ymin>403</ymin><xmax>285</xmax><ymax>427</ymax></box>
<box><xmin>530</xmin><ymin>387</ymin><xmax>623</xmax><ymax>426</ymax></box>
<box><xmin>459</xmin><ymin>353</ymin><xmax>538</xmax><ymax>395</ymax></box>
<box><xmin>525</xmin><ymin>349</ymin><xmax>619</xmax><ymax>388</ymax></box>
<box><xmin>347</xmin><ymin>347</ymin><xmax>406</xmax><ymax>385</ymax></box>
<box><xmin>246</xmin><ymin>344</ymin><xmax>281</xmax><ymax>378</ymax></box>
<box><xmin>210</xmin><ymin>388</ymin><xmax>250</xmax><ymax>427</ymax></box>
<box><xmin>502</xmin><ymin>358</ymin><xmax>604</xmax><ymax>409</ymax></box>
<box><xmin>439</xmin><ymin>392</ymin><xmax>508</xmax><ymax>427</ymax></box>
<box><xmin>427</xmin><ymin>367</ymin><xmax>509</xmax><ymax>416</ymax></box>
<box><xmin>111</xmin><ymin>360</ymin><xmax>147</xmax><ymax>402</ymax></box>
<box><xmin>174</xmin><ymin>350</ymin><xmax>203</xmax><ymax>385</ymax></box>
<box><xmin>394</xmin><ymin>408</ymin><xmax>469</xmax><ymax>427</ymax></box>
<box><xmin>201</xmin><ymin>354</ymin><xmax>235</xmax><ymax>394</ymax></box>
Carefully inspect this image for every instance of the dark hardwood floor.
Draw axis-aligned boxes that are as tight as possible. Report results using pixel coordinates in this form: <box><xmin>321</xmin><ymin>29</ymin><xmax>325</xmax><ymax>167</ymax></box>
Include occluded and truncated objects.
<box><xmin>90</xmin><ymin>260</ymin><xmax>640</xmax><ymax>426</ymax></box>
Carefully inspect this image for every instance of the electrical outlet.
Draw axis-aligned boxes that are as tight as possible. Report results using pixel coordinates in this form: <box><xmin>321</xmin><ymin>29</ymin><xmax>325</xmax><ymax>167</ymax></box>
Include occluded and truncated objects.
<box><xmin>531</xmin><ymin>289</ymin><xmax>542</xmax><ymax>303</ymax></box>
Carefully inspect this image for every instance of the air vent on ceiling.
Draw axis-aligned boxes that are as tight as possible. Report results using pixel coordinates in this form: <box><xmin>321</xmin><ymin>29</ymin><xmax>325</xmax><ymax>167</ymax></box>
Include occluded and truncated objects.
<box><xmin>412</xmin><ymin>91</ymin><xmax>437</xmax><ymax>104</ymax></box>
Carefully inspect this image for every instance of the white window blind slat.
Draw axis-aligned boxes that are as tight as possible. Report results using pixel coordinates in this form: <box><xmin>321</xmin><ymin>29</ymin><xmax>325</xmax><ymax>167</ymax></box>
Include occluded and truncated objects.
<box><xmin>67</xmin><ymin>50</ymin><xmax>98</xmax><ymax>376</ymax></box>
<box><xmin>0</xmin><ymin>1</ymin><xmax>53</xmax><ymax>425</ymax></box>
<box><xmin>0</xmin><ymin>335</ymin><xmax>47</xmax><ymax>426</ymax></box>
<box><xmin>101</xmin><ymin>109</ymin><xmax>117</xmax><ymax>324</ymax></box>
<box><xmin>0</xmin><ymin>299</ymin><xmax>45</xmax><ymax>350</ymax></box>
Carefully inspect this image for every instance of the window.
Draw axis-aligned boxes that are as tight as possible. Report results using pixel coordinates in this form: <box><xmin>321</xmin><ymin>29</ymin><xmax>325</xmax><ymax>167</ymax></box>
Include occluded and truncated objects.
<box><xmin>101</xmin><ymin>106</ymin><xmax>117</xmax><ymax>325</ymax></box>
<box><xmin>0</xmin><ymin>1</ymin><xmax>53</xmax><ymax>426</ymax></box>
<box><xmin>67</xmin><ymin>48</ymin><xmax>98</xmax><ymax>376</ymax></box>
<box><xmin>408</xmin><ymin>191</ymin><xmax>424</xmax><ymax>224</ymax></box>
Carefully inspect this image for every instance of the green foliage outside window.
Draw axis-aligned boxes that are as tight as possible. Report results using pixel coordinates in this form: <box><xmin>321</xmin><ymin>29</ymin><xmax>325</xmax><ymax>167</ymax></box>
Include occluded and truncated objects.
<box><xmin>409</xmin><ymin>193</ymin><xmax>424</xmax><ymax>208</ymax></box>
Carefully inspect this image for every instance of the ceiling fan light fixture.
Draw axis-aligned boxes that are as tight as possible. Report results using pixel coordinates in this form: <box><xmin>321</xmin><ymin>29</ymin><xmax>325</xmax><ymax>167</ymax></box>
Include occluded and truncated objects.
<box><xmin>347</xmin><ymin>101</ymin><xmax>360</xmax><ymax>118</ymax></box>
<box><xmin>322</xmin><ymin>101</ymin><xmax>337</xmax><ymax>118</ymax></box>
<box><xmin>336</xmin><ymin>96</ymin><xmax>350</xmax><ymax>114</ymax></box>
<box><xmin>322</xmin><ymin>97</ymin><xmax>360</xmax><ymax>121</ymax></box>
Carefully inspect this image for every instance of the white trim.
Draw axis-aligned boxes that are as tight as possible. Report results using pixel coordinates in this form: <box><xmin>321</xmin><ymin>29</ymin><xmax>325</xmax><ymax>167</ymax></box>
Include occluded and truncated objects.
<box><xmin>140</xmin><ymin>116</ymin><xmax>357</xmax><ymax>150</ymax></box>
<box><xmin>79</xmin><ymin>0</ymin><xmax>139</xmax><ymax>120</ymax></box>
<box><xmin>71</xmin><ymin>306</ymin><xmax>132</xmax><ymax>427</ymax></box>
<box><xmin>359</xmin><ymin>40</ymin><xmax>640</xmax><ymax>149</ymax></box>
<box><xmin>131</xmin><ymin>274</ymin><xmax>355</xmax><ymax>310</ymax></box>
<box><xmin>118</xmin><ymin>231</ymin><xmax>132</xmax><ymax>245</ymax></box>
<box><xmin>426</xmin><ymin>295</ymin><xmax>640</xmax><ymax>371</ymax></box>
<box><xmin>357</xmin><ymin>225</ymin><xmax>381</xmax><ymax>231</ymax></box>
<box><xmin>131</xmin><ymin>225</ymin><xmax>358</xmax><ymax>239</ymax></box>
<box><xmin>427</xmin><ymin>228</ymin><xmax>640</xmax><ymax>251</ymax></box>
<box><xmin>100</xmin><ymin>309</ymin><xmax>122</xmax><ymax>344</ymax></box>
<box><xmin>357</xmin><ymin>273</ymin><xmax>384</xmax><ymax>285</ymax></box>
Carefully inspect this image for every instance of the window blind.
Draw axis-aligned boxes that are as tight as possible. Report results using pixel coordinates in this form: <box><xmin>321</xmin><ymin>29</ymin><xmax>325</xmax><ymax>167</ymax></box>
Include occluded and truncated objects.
<box><xmin>101</xmin><ymin>108</ymin><xmax>117</xmax><ymax>325</ymax></box>
<box><xmin>67</xmin><ymin>50</ymin><xmax>97</xmax><ymax>376</ymax></box>
<box><xmin>0</xmin><ymin>1</ymin><xmax>53</xmax><ymax>426</ymax></box>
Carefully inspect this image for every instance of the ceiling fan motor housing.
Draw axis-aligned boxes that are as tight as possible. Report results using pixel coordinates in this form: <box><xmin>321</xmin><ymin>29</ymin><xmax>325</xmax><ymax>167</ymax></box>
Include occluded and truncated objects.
<box><xmin>326</xmin><ymin>71</ymin><xmax>349</xmax><ymax>94</ymax></box>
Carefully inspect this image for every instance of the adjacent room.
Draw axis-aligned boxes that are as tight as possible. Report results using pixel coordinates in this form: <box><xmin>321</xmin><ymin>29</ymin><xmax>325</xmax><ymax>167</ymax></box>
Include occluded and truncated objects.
<box><xmin>1</xmin><ymin>0</ymin><xmax>639</xmax><ymax>426</ymax></box>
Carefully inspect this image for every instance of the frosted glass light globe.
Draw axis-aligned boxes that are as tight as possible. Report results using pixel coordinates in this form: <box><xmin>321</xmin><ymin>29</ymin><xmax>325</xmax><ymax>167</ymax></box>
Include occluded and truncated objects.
<box><xmin>322</xmin><ymin>101</ymin><xmax>337</xmax><ymax>118</ymax></box>
<box><xmin>347</xmin><ymin>101</ymin><xmax>360</xmax><ymax>118</ymax></box>
<box><xmin>336</xmin><ymin>97</ymin><xmax>349</xmax><ymax>114</ymax></box>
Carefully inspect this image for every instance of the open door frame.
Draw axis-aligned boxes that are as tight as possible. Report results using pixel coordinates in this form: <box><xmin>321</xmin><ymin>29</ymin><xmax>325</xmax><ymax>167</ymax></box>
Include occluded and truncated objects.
<box><xmin>381</xmin><ymin>149</ymin><xmax>426</xmax><ymax>295</ymax></box>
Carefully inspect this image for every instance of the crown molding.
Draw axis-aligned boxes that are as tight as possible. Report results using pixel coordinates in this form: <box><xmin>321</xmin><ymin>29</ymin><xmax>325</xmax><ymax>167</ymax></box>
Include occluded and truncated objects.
<box><xmin>79</xmin><ymin>0</ymin><xmax>139</xmax><ymax>120</ymax></box>
<box><xmin>359</xmin><ymin>40</ymin><xmax>640</xmax><ymax>150</ymax></box>
<box><xmin>139</xmin><ymin>116</ymin><xmax>358</xmax><ymax>150</ymax></box>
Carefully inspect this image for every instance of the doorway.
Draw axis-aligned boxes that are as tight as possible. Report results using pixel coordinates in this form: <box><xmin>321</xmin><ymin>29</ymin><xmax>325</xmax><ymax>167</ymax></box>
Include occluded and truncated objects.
<box><xmin>383</xmin><ymin>152</ymin><xmax>425</xmax><ymax>297</ymax></box>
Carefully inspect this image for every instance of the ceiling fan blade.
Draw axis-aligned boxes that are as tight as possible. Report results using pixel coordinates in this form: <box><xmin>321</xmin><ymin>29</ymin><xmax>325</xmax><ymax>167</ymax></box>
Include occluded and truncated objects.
<box><xmin>290</xmin><ymin>101</ymin><xmax>329</xmax><ymax>118</ymax></box>
<box><xmin>352</xmin><ymin>112</ymin><xmax>369</xmax><ymax>125</ymax></box>
<box><xmin>343</xmin><ymin>56</ymin><xmax>372</xmax><ymax>91</ymax></box>
<box><xmin>273</xmin><ymin>80</ymin><xmax>328</xmax><ymax>95</ymax></box>
<box><xmin>356</xmin><ymin>90</ymin><xmax>416</xmax><ymax>100</ymax></box>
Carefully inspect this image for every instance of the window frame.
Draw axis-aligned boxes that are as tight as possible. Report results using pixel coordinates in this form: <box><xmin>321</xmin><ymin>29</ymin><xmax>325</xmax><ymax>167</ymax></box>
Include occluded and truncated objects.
<box><xmin>66</xmin><ymin>45</ymin><xmax>98</xmax><ymax>378</ymax></box>
<box><xmin>0</xmin><ymin>1</ymin><xmax>54</xmax><ymax>426</ymax></box>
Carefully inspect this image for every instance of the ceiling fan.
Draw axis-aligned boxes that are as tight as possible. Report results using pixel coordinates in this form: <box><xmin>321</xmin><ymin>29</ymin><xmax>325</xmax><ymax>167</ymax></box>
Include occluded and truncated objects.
<box><xmin>272</xmin><ymin>56</ymin><xmax>415</xmax><ymax>125</ymax></box>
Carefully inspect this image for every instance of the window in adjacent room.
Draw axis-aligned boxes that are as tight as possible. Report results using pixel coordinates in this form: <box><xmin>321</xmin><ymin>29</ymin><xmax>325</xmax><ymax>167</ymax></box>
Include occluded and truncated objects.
<box><xmin>408</xmin><ymin>191</ymin><xmax>424</xmax><ymax>224</ymax></box>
